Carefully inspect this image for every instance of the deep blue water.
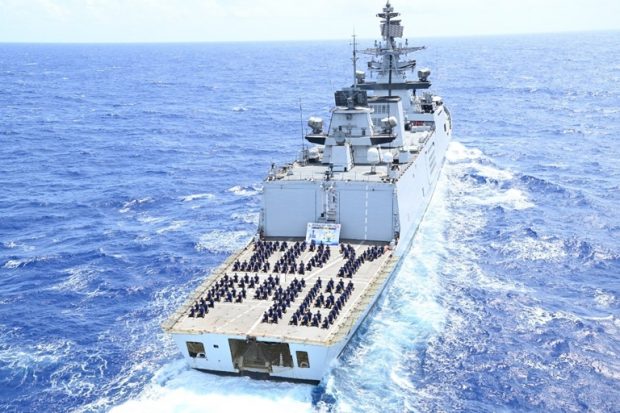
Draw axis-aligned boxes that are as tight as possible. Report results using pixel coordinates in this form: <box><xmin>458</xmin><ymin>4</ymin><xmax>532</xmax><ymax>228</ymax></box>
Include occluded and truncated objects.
<box><xmin>1</xmin><ymin>32</ymin><xmax>619</xmax><ymax>413</ymax></box>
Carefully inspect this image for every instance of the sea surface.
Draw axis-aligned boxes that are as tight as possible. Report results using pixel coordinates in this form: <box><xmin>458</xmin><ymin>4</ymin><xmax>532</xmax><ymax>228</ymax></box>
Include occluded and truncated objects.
<box><xmin>1</xmin><ymin>32</ymin><xmax>619</xmax><ymax>413</ymax></box>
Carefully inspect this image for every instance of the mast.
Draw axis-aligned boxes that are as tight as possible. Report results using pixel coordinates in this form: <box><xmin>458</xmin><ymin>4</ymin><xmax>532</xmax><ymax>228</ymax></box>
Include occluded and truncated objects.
<box><xmin>378</xmin><ymin>2</ymin><xmax>400</xmax><ymax>96</ymax></box>
<box><xmin>352</xmin><ymin>33</ymin><xmax>358</xmax><ymax>88</ymax></box>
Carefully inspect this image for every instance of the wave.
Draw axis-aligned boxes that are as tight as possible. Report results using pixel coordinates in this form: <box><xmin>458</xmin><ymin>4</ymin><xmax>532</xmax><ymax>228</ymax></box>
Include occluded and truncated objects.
<box><xmin>519</xmin><ymin>174</ymin><xmax>569</xmax><ymax>196</ymax></box>
<box><xmin>155</xmin><ymin>220</ymin><xmax>187</xmax><ymax>234</ymax></box>
<box><xmin>180</xmin><ymin>193</ymin><xmax>215</xmax><ymax>202</ymax></box>
<box><xmin>3</xmin><ymin>254</ymin><xmax>58</xmax><ymax>269</ymax></box>
<box><xmin>227</xmin><ymin>184</ymin><xmax>262</xmax><ymax>197</ymax></box>
<box><xmin>119</xmin><ymin>197</ymin><xmax>154</xmax><ymax>214</ymax></box>
<box><xmin>0</xmin><ymin>337</ymin><xmax>75</xmax><ymax>372</ymax></box>
<box><xmin>48</xmin><ymin>265</ymin><xmax>102</xmax><ymax>295</ymax></box>
<box><xmin>195</xmin><ymin>230</ymin><xmax>251</xmax><ymax>254</ymax></box>
<box><xmin>109</xmin><ymin>360</ymin><xmax>313</xmax><ymax>413</ymax></box>
<box><xmin>231</xmin><ymin>212</ymin><xmax>259</xmax><ymax>224</ymax></box>
<box><xmin>491</xmin><ymin>235</ymin><xmax>567</xmax><ymax>262</ymax></box>
<box><xmin>1</xmin><ymin>240</ymin><xmax>35</xmax><ymax>251</ymax></box>
<box><xmin>137</xmin><ymin>215</ymin><xmax>166</xmax><ymax>224</ymax></box>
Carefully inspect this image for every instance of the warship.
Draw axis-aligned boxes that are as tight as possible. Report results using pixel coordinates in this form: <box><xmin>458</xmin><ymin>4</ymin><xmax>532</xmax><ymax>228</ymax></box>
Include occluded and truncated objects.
<box><xmin>163</xmin><ymin>2</ymin><xmax>451</xmax><ymax>383</ymax></box>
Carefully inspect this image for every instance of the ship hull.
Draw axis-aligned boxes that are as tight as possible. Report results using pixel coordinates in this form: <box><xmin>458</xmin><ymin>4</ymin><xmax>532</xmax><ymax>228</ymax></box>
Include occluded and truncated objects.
<box><xmin>167</xmin><ymin>115</ymin><xmax>450</xmax><ymax>383</ymax></box>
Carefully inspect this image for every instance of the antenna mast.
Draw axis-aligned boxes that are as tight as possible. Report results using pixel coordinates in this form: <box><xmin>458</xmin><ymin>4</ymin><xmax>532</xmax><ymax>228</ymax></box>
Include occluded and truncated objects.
<box><xmin>299</xmin><ymin>99</ymin><xmax>305</xmax><ymax>155</ymax></box>
<box><xmin>352</xmin><ymin>32</ymin><xmax>358</xmax><ymax>87</ymax></box>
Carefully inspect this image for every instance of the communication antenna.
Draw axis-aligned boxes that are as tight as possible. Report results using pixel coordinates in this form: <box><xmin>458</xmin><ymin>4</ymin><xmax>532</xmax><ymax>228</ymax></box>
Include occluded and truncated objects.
<box><xmin>299</xmin><ymin>99</ymin><xmax>306</xmax><ymax>160</ymax></box>
<box><xmin>351</xmin><ymin>31</ymin><xmax>358</xmax><ymax>87</ymax></box>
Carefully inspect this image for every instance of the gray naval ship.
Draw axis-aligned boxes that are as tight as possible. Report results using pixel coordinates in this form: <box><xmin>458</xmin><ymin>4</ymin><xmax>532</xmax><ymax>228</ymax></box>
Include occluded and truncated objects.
<box><xmin>163</xmin><ymin>2</ymin><xmax>451</xmax><ymax>383</ymax></box>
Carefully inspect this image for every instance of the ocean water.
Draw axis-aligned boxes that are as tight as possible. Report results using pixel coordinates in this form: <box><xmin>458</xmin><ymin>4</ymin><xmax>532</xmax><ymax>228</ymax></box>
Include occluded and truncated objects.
<box><xmin>1</xmin><ymin>32</ymin><xmax>619</xmax><ymax>413</ymax></box>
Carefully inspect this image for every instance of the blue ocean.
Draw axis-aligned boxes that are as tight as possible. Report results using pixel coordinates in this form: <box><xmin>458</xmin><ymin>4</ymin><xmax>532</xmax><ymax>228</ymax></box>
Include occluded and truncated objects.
<box><xmin>1</xmin><ymin>32</ymin><xmax>619</xmax><ymax>413</ymax></box>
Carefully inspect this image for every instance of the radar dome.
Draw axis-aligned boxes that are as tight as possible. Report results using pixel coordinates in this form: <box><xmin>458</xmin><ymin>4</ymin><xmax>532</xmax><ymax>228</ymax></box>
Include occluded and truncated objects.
<box><xmin>383</xmin><ymin>151</ymin><xmax>394</xmax><ymax>164</ymax></box>
<box><xmin>381</xmin><ymin>116</ymin><xmax>398</xmax><ymax>129</ymax></box>
<box><xmin>367</xmin><ymin>147</ymin><xmax>380</xmax><ymax>164</ymax></box>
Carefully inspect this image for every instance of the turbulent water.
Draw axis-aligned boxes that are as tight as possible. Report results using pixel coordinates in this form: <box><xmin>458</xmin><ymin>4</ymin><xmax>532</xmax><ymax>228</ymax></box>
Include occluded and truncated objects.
<box><xmin>1</xmin><ymin>32</ymin><xmax>619</xmax><ymax>413</ymax></box>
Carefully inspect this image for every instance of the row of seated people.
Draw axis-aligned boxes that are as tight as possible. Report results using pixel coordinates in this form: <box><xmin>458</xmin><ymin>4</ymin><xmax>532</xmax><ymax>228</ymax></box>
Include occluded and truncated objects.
<box><xmin>233</xmin><ymin>240</ymin><xmax>279</xmax><ymax>273</ymax></box>
<box><xmin>188</xmin><ymin>272</ymin><xmax>269</xmax><ymax>317</ymax></box>
<box><xmin>274</xmin><ymin>241</ymin><xmax>307</xmax><ymax>271</ymax></box>
<box><xmin>261</xmin><ymin>277</ymin><xmax>307</xmax><ymax>323</ymax></box>
<box><xmin>273</xmin><ymin>242</ymin><xmax>332</xmax><ymax>275</ymax></box>
<box><xmin>217</xmin><ymin>272</ymin><xmax>263</xmax><ymax>291</ymax></box>
<box><xmin>289</xmin><ymin>279</ymin><xmax>355</xmax><ymax>327</ymax></box>
<box><xmin>361</xmin><ymin>245</ymin><xmax>386</xmax><ymax>262</ymax></box>
<box><xmin>253</xmin><ymin>274</ymin><xmax>282</xmax><ymax>300</ymax></box>
<box><xmin>305</xmin><ymin>244</ymin><xmax>331</xmax><ymax>272</ymax></box>
<box><xmin>289</xmin><ymin>278</ymin><xmax>323</xmax><ymax>326</ymax></box>
<box><xmin>188</xmin><ymin>300</ymin><xmax>210</xmax><ymax>317</ymax></box>
<box><xmin>321</xmin><ymin>282</ymin><xmax>354</xmax><ymax>329</ymax></box>
<box><xmin>337</xmin><ymin>244</ymin><xmax>386</xmax><ymax>278</ymax></box>
<box><xmin>307</xmin><ymin>239</ymin><xmax>321</xmax><ymax>252</ymax></box>
<box><xmin>340</xmin><ymin>243</ymin><xmax>356</xmax><ymax>259</ymax></box>
<box><xmin>292</xmin><ymin>309</ymin><xmax>323</xmax><ymax>327</ymax></box>
<box><xmin>273</xmin><ymin>261</ymin><xmax>301</xmax><ymax>275</ymax></box>
<box><xmin>314</xmin><ymin>279</ymin><xmax>354</xmax><ymax>308</ymax></box>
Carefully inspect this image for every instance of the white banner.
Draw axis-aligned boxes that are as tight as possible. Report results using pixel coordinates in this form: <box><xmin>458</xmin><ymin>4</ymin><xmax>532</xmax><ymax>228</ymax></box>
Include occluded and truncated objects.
<box><xmin>305</xmin><ymin>223</ymin><xmax>341</xmax><ymax>246</ymax></box>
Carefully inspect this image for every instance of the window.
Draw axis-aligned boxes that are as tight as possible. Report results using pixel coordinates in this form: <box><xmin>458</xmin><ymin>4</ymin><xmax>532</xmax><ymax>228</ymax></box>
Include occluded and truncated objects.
<box><xmin>186</xmin><ymin>341</ymin><xmax>206</xmax><ymax>358</ymax></box>
<box><xmin>296</xmin><ymin>351</ymin><xmax>310</xmax><ymax>368</ymax></box>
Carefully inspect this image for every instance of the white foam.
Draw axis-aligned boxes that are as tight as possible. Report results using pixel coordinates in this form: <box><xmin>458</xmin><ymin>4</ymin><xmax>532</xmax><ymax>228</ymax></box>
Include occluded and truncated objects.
<box><xmin>474</xmin><ymin>163</ymin><xmax>514</xmax><ymax>181</ymax></box>
<box><xmin>195</xmin><ymin>230</ymin><xmax>250</xmax><ymax>253</ymax></box>
<box><xmin>3</xmin><ymin>259</ymin><xmax>23</xmax><ymax>269</ymax></box>
<box><xmin>119</xmin><ymin>197</ymin><xmax>153</xmax><ymax>213</ymax></box>
<box><xmin>156</xmin><ymin>220</ymin><xmax>187</xmax><ymax>234</ymax></box>
<box><xmin>232</xmin><ymin>106</ymin><xmax>247</xmax><ymax>112</ymax></box>
<box><xmin>477</xmin><ymin>187</ymin><xmax>534</xmax><ymax>210</ymax></box>
<box><xmin>446</xmin><ymin>141</ymin><xmax>484</xmax><ymax>163</ymax></box>
<box><xmin>231</xmin><ymin>212</ymin><xmax>259</xmax><ymax>224</ymax></box>
<box><xmin>594</xmin><ymin>289</ymin><xmax>616</xmax><ymax>308</ymax></box>
<box><xmin>137</xmin><ymin>215</ymin><xmax>166</xmax><ymax>224</ymax></box>
<box><xmin>180</xmin><ymin>193</ymin><xmax>215</xmax><ymax>202</ymax></box>
<box><xmin>110</xmin><ymin>360</ymin><xmax>313</xmax><ymax>413</ymax></box>
<box><xmin>2</xmin><ymin>255</ymin><xmax>57</xmax><ymax>269</ymax></box>
<box><xmin>227</xmin><ymin>184</ymin><xmax>262</xmax><ymax>197</ymax></box>
<box><xmin>0</xmin><ymin>337</ymin><xmax>75</xmax><ymax>373</ymax></box>
<box><xmin>50</xmin><ymin>265</ymin><xmax>98</xmax><ymax>293</ymax></box>
<box><xmin>492</xmin><ymin>236</ymin><xmax>566</xmax><ymax>262</ymax></box>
